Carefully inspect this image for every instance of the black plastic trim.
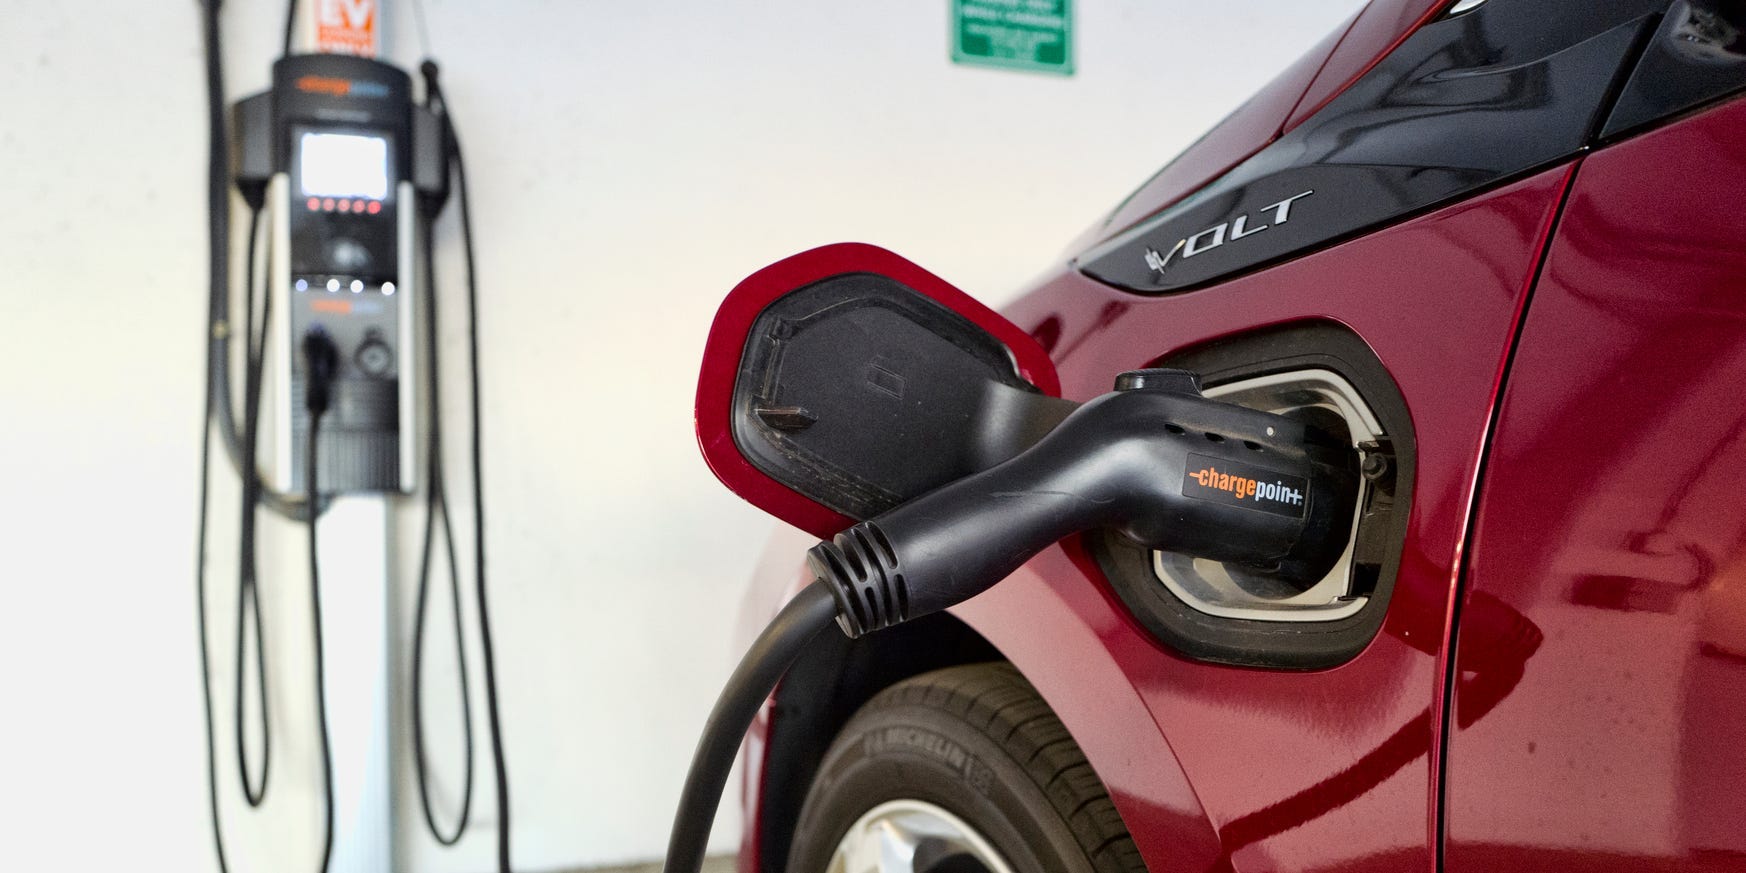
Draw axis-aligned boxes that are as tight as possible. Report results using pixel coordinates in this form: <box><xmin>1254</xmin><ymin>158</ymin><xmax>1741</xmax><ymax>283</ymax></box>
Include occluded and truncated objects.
<box><xmin>1091</xmin><ymin>323</ymin><xmax>1416</xmax><ymax>670</ymax></box>
<box><xmin>1602</xmin><ymin>0</ymin><xmax>1746</xmax><ymax>139</ymax></box>
<box><xmin>1079</xmin><ymin>0</ymin><xmax>1664</xmax><ymax>296</ymax></box>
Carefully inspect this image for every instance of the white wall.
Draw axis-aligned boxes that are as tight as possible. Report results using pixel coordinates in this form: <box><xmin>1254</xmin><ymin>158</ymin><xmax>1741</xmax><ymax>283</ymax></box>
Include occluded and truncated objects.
<box><xmin>0</xmin><ymin>2</ymin><xmax>1361</xmax><ymax>870</ymax></box>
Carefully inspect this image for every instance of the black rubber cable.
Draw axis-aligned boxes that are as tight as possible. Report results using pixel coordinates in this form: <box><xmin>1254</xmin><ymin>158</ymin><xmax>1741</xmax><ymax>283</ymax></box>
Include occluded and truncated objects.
<box><xmin>304</xmin><ymin>406</ymin><xmax>337</xmax><ymax>873</ymax></box>
<box><xmin>199</xmin><ymin>0</ymin><xmax>317</xmax><ymax>522</ymax></box>
<box><xmin>452</xmin><ymin>96</ymin><xmax>517</xmax><ymax>873</ymax></box>
<box><xmin>282</xmin><ymin>0</ymin><xmax>298</xmax><ymax>57</ymax></box>
<box><xmin>414</xmin><ymin>64</ymin><xmax>515</xmax><ymax>873</ymax></box>
<box><xmin>196</xmin><ymin>5</ymin><xmax>238</xmax><ymax>871</ymax></box>
<box><xmin>235</xmin><ymin>205</ymin><xmax>273</xmax><ymax>807</ymax></box>
<box><xmin>447</xmin><ymin>91</ymin><xmax>518</xmax><ymax>873</ymax></box>
<box><xmin>194</xmin><ymin>356</ymin><xmax>234</xmax><ymax>873</ymax></box>
<box><xmin>196</xmin><ymin>6</ymin><xmax>327</xmax><ymax>871</ymax></box>
<box><xmin>194</xmin><ymin>2</ymin><xmax>235</xmax><ymax>853</ymax></box>
<box><xmin>412</xmin><ymin>209</ymin><xmax>476</xmax><ymax>846</ymax></box>
<box><xmin>200</xmin><ymin>0</ymin><xmax>230</xmax><ymax>458</ymax></box>
<box><xmin>663</xmin><ymin>583</ymin><xmax>840</xmax><ymax>873</ymax></box>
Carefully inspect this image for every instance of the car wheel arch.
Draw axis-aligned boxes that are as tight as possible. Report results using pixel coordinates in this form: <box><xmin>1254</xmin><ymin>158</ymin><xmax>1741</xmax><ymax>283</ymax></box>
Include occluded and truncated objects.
<box><xmin>755</xmin><ymin>610</ymin><xmax>1004</xmax><ymax>873</ymax></box>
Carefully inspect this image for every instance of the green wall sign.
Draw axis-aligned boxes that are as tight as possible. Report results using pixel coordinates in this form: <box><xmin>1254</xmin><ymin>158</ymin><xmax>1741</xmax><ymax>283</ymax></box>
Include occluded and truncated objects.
<box><xmin>952</xmin><ymin>0</ymin><xmax>1074</xmax><ymax>76</ymax></box>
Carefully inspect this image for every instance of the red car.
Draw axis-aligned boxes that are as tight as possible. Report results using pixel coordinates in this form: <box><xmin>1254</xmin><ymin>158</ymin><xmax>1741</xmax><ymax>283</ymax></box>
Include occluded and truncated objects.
<box><xmin>695</xmin><ymin>1</ymin><xmax>1746</xmax><ymax>871</ymax></box>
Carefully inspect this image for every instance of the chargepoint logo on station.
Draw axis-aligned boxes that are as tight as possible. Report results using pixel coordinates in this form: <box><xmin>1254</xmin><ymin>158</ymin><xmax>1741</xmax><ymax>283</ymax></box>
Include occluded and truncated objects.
<box><xmin>295</xmin><ymin>75</ymin><xmax>392</xmax><ymax>99</ymax></box>
<box><xmin>1144</xmin><ymin>190</ymin><xmax>1313</xmax><ymax>277</ymax></box>
<box><xmin>1182</xmin><ymin>453</ymin><xmax>1307</xmax><ymax>518</ymax></box>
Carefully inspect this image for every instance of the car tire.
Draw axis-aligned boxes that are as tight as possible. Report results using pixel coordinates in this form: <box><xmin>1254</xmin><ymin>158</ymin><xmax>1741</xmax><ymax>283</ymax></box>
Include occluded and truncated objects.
<box><xmin>785</xmin><ymin>663</ymin><xmax>1145</xmax><ymax>873</ymax></box>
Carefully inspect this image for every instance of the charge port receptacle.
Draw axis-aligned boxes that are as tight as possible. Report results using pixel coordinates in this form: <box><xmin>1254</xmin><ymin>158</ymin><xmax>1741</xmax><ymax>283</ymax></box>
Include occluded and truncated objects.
<box><xmin>1151</xmin><ymin>369</ymin><xmax>1391</xmax><ymax>623</ymax></box>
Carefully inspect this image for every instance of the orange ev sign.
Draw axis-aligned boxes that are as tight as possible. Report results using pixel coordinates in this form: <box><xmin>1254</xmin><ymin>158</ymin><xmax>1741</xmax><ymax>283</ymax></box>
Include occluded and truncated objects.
<box><xmin>315</xmin><ymin>0</ymin><xmax>379</xmax><ymax>57</ymax></box>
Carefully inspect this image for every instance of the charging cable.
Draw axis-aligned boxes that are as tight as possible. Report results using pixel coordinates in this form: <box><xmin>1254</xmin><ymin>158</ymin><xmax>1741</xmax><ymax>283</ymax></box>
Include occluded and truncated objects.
<box><xmin>665</xmin><ymin>372</ymin><xmax>1361</xmax><ymax>873</ymax></box>
<box><xmin>301</xmin><ymin>327</ymin><xmax>341</xmax><ymax>873</ymax></box>
<box><xmin>412</xmin><ymin>59</ymin><xmax>515</xmax><ymax>873</ymax></box>
<box><xmin>192</xmin><ymin>3</ymin><xmax>336</xmax><ymax>869</ymax></box>
<box><xmin>664</xmin><ymin>585</ymin><xmax>840</xmax><ymax>873</ymax></box>
<box><xmin>196</xmin><ymin>6</ymin><xmax>297</xmax><ymax>864</ymax></box>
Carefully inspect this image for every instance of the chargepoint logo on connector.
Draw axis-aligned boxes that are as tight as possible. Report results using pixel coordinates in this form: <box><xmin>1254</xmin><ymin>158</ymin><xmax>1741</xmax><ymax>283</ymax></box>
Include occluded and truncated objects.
<box><xmin>1182</xmin><ymin>454</ymin><xmax>1307</xmax><ymax>519</ymax></box>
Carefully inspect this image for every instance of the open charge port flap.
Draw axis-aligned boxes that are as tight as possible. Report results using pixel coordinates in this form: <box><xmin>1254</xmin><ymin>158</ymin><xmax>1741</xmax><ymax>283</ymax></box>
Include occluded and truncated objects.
<box><xmin>1092</xmin><ymin>323</ymin><xmax>1416</xmax><ymax>670</ymax></box>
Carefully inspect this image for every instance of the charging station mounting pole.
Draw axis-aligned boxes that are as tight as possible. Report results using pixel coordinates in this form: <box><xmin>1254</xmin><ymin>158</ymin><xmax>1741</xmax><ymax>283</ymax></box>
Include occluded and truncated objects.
<box><xmin>263</xmin><ymin>4</ymin><xmax>408</xmax><ymax>869</ymax></box>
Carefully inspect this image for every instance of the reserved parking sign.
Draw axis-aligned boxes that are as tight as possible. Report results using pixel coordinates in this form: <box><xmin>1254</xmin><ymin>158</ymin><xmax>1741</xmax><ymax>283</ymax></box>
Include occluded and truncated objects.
<box><xmin>952</xmin><ymin>0</ymin><xmax>1074</xmax><ymax>76</ymax></box>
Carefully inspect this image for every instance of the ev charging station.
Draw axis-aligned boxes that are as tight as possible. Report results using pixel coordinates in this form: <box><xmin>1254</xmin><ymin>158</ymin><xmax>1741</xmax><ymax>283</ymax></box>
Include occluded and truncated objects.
<box><xmin>236</xmin><ymin>47</ymin><xmax>429</xmax><ymax>873</ymax></box>
<box><xmin>238</xmin><ymin>52</ymin><xmax>430</xmax><ymax>496</ymax></box>
<box><xmin>196</xmin><ymin>2</ymin><xmax>506</xmax><ymax>871</ymax></box>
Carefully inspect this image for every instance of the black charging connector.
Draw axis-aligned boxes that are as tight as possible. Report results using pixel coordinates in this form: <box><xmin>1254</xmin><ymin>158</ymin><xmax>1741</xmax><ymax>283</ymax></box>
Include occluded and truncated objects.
<box><xmin>301</xmin><ymin>326</ymin><xmax>339</xmax><ymax>416</ymax></box>
<box><xmin>664</xmin><ymin>369</ymin><xmax>1361</xmax><ymax>873</ymax></box>
<box><xmin>414</xmin><ymin>61</ymin><xmax>453</xmax><ymax>215</ymax></box>
<box><xmin>812</xmin><ymin>369</ymin><xmax>1358</xmax><ymax>637</ymax></box>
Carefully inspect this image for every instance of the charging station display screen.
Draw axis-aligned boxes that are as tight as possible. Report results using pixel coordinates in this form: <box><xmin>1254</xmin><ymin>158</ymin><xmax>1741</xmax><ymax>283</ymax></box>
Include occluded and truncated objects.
<box><xmin>298</xmin><ymin>132</ymin><xmax>390</xmax><ymax>200</ymax></box>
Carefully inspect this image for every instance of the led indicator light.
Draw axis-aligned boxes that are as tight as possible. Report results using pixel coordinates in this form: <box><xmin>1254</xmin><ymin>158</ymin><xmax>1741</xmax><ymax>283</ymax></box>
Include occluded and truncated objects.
<box><xmin>322</xmin><ymin>198</ymin><xmax>335</xmax><ymax>211</ymax></box>
<box><xmin>295</xmin><ymin>279</ymin><xmax>309</xmax><ymax>292</ymax></box>
<box><xmin>307</xmin><ymin>197</ymin><xmax>320</xmax><ymax>211</ymax></box>
<box><xmin>326</xmin><ymin>278</ymin><xmax>341</xmax><ymax>292</ymax></box>
<box><xmin>338</xmin><ymin>199</ymin><xmax>352</xmax><ymax>213</ymax></box>
<box><xmin>381</xmin><ymin>282</ymin><xmax>396</xmax><ymax>295</ymax></box>
<box><xmin>350</xmin><ymin>279</ymin><xmax>364</xmax><ymax>293</ymax></box>
<box><xmin>367</xmin><ymin>201</ymin><xmax>381</xmax><ymax>215</ymax></box>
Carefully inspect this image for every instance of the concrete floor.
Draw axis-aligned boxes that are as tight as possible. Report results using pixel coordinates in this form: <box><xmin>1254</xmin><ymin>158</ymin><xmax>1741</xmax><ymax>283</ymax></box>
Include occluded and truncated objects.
<box><xmin>570</xmin><ymin>856</ymin><xmax>736</xmax><ymax>873</ymax></box>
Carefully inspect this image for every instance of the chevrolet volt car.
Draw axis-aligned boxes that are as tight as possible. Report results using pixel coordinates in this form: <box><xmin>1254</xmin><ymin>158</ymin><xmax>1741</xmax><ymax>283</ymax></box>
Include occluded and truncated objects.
<box><xmin>702</xmin><ymin>1</ymin><xmax>1746</xmax><ymax>871</ymax></box>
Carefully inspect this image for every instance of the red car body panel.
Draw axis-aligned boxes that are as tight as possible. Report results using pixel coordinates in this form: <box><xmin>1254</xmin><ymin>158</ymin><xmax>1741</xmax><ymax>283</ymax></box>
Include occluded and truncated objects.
<box><xmin>735</xmin><ymin>165</ymin><xmax>1576</xmax><ymax>873</ymax></box>
<box><xmin>1445</xmin><ymin>98</ymin><xmax>1746</xmax><ymax>872</ymax></box>
<box><xmin>961</xmin><ymin>165</ymin><xmax>1572</xmax><ymax>873</ymax></box>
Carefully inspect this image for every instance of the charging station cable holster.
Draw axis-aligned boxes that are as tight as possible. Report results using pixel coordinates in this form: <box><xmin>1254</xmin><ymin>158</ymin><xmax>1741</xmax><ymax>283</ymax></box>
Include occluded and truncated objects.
<box><xmin>808</xmin><ymin>369</ymin><xmax>1360</xmax><ymax>638</ymax></box>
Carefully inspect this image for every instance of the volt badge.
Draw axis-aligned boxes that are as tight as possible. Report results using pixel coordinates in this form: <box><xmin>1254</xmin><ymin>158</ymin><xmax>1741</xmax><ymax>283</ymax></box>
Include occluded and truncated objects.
<box><xmin>1181</xmin><ymin>453</ymin><xmax>1308</xmax><ymax>518</ymax></box>
<box><xmin>1144</xmin><ymin>190</ymin><xmax>1312</xmax><ymax>277</ymax></box>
